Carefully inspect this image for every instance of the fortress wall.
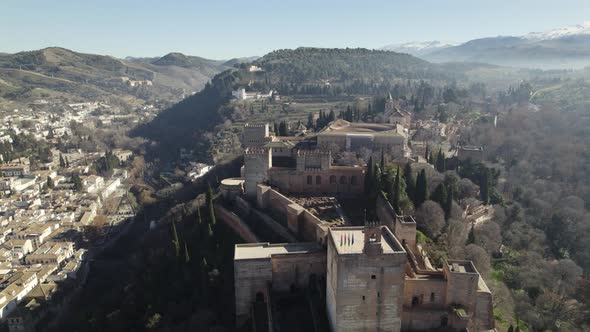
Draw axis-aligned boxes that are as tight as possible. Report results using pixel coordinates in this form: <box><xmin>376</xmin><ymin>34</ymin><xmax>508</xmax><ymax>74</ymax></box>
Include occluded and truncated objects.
<box><xmin>234</xmin><ymin>257</ymin><xmax>272</xmax><ymax>324</ymax></box>
<box><xmin>475</xmin><ymin>288</ymin><xmax>494</xmax><ymax>330</ymax></box>
<box><xmin>215</xmin><ymin>204</ymin><xmax>259</xmax><ymax>243</ymax></box>
<box><xmin>268</xmin><ymin>167</ymin><xmax>365</xmax><ymax>195</ymax></box>
<box><xmin>250</xmin><ymin>209</ymin><xmax>298</xmax><ymax>243</ymax></box>
<box><xmin>271</xmin><ymin>251</ymin><xmax>326</xmax><ymax>292</ymax></box>
<box><xmin>376</xmin><ymin>194</ymin><xmax>416</xmax><ymax>248</ymax></box>
<box><xmin>402</xmin><ymin>278</ymin><xmax>447</xmax><ymax>308</ymax></box>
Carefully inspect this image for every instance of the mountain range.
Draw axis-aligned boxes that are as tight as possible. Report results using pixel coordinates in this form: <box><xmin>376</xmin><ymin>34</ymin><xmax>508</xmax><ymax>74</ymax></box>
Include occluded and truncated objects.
<box><xmin>0</xmin><ymin>47</ymin><xmax>256</xmax><ymax>108</ymax></box>
<box><xmin>382</xmin><ymin>22</ymin><xmax>590</xmax><ymax>69</ymax></box>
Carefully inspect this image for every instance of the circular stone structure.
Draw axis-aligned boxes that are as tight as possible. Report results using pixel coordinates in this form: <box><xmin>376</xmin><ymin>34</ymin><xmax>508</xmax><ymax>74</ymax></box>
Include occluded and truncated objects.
<box><xmin>220</xmin><ymin>178</ymin><xmax>245</xmax><ymax>200</ymax></box>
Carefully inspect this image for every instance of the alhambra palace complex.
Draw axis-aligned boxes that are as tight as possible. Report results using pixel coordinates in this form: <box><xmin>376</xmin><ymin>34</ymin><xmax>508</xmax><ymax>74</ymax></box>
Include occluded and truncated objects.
<box><xmin>217</xmin><ymin>96</ymin><xmax>494</xmax><ymax>332</ymax></box>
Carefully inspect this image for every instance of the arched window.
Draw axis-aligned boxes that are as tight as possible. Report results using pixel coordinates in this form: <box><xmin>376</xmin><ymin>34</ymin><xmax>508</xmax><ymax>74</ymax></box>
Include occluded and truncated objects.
<box><xmin>340</xmin><ymin>176</ymin><xmax>347</xmax><ymax>184</ymax></box>
<box><xmin>330</xmin><ymin>175</ymin><xmax>337</xmax><ymax>184</ymax></box>
<box><xmin>316</xmin><ymin>176</ymin><xmax>322</xmax><ymax>185</ymax></box>
<box><xmin>351</xmin><ymin>176</ymin><xmax>358</xmax><ymax>185</ymax></box>
<box><xmin>307</xmin><ymin>175</ymin><xmax>312</xmax><ymax>185</ymax></box>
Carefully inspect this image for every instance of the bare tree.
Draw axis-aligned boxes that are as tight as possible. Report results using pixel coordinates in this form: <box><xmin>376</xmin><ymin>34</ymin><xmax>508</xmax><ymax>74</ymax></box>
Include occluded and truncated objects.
<box><xmin>415</xmin><ymin>200</ymin><xmax>445</xmax><ymax>238</ymax></box>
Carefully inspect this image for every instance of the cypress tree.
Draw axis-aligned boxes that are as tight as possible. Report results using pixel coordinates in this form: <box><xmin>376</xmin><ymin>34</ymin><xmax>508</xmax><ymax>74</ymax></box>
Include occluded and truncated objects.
<box><xmin>431</xmin><ymin>183</ymin><xmax>447</xmax><ymax>208</ymax></box>
<box><xmin>481</xmin><ymin>168</ymin><xmax>490</xmax><ymax>205</ymax></box>
<box><xmin>467</xmin><ymin>223</ymin><xmax>475</xmax><ymax>245</ymax></box>
<box><xmin>207</xmin><ymin>185</ymin><xmax>216</xmax><ymax>225</ymax></box>
<box><xmin>184</xmin><ymin>242</ymin><xmax>190</xmax><ymax>263</ymax></box>
<box><xmin>197</xmin><ymin>207</ymin><xmax>202</xmax><ymax>225</ymax></box>
<box><xmin>414</xmin><ymin>169</ymin><xmax>428</xmax><ymax>207</ymax></box>
<box><xmin>445</xmin><ymin>186</ymin><xmax>453</xmax><ymax>220</ymax></box>
<box><xmin>46</xmin><ymin>177</ymin><xmax>54</xmax><ymax>189</ymax></box>
<box><xmin>59</xmin><ymin>154</ymin><xmax>65</xmax><ymax>168</ymax></box>
<box><xmin>508</xmin><ymin>325</ymin><xmax>514</xmax><ymax>332</ymax></box>
<box><xmin>171</xmin><ymin>221</ymin><xmax>180</xmax><ymax>257</ymax></box>
<box><xmin>392</xmin><ymin>166</ymin><xmax>401</xmax><ymax>214</ymax></box>
<box><xmin>404</xmin><ymin>162</ymin><xmax>415</xmax><ymax>201</ymax></box>
<box><xmin>364</xmin><ymin>157</ymin><xmax>373</xmax><ymax>195</ymax></box>
<box><xmin>424</xmin><ymin>145</ymin><xmax>430</xmax><ymax>160</ymax></box>
<box><xmin>429</xmin><ymin>151</ymin><xmax>435</xmax><ymax>165</ymax></box>
<box><xmin>380</xmin><ymin>150</ymin><xmax>385</xmax><ymax>174</ymax></box>
<box><xmin>436</xmin><ymin>148</ymin><xmax>445</xmax><ymax>172</ymax></box>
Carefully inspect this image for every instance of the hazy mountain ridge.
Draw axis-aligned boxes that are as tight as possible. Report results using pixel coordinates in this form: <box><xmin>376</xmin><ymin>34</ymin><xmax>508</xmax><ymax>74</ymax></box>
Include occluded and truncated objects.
<box><xmin>384</xmin><ymin>22</ymin><xmax>590</xmax><ymax>69</ymax></box>
<box><xmin>380</xmin><ymin>41</ymin><xmax>459</xmax><ymax>56</ymax></box>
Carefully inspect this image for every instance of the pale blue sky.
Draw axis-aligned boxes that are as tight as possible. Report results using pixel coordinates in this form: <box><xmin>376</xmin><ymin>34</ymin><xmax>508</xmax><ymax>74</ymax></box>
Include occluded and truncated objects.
<box><xmin>1</xmin><ymin>0</ymin><xmax>588</xmax><ymax>59</ymax></box>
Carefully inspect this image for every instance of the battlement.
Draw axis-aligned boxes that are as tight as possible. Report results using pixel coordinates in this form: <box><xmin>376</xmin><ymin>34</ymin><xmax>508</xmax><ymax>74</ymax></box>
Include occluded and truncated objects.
<box><xmin>446</xmin><ymin>260</ymin><xmax>478</xmax><ymax>274</ymax></box>
<box><xmin>296</xmin><ymin>149</ymin><xmax>331</xmax><ymax>156</ymax></box>
<box><xmin>244</xmin><ymin>147</ymin><xmax>270</xmax><ymax>155</ymax></box>
<box><xmin>244</xmin><ymin>123</ymin><xmax>269</xmax><ymax>128</ymax></box>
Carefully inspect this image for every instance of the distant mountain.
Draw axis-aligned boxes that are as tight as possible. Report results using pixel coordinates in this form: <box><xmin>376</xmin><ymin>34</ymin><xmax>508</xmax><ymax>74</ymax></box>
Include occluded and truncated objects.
<box><xmin>524</xmin><ymin>21</ymin><xmax>590</xmax><ymax>40</ymax></box>
<box><xmin>0</xmin><ymin>47</ymin><xmax>230</xmax><ymax>106</ymax></box>
<box><xmin>383</xmin><ymin>22</ymin><xmax>590</xmax><ymax>69</ymax></box>
<box><xmin>380</xmin><ymin>41</ymin><xmax>459</xmax><ymax>56</ymax></box>
<box><xmin>222</xmin><ymin>56</ymin><xmax>260</xmax><ymax>67</ymax></box>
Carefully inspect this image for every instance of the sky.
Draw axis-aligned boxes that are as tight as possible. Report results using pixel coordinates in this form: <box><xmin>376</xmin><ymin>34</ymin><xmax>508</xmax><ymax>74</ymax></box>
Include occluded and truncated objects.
<box><xmin>1</xmin><ymin>0</ymin><xmax>589</xmax><ymax>59</ymax></box>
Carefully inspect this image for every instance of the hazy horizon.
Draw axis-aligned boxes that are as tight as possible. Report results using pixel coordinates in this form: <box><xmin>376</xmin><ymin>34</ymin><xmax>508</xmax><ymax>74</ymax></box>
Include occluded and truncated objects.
<box><xmin>2</xmin><ymin>0</ymin><xmax>589</xmax><ymax>59</ymax></box>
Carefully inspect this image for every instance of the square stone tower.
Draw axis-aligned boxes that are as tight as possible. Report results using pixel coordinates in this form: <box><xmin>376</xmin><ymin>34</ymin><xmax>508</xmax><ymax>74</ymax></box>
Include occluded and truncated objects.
<box><xmin>243</xmin><ymin>147</ymin><xmax>272</xmax><ymax>198</ymax></box>
<box><xmin>243</xmin><ymin>123</ymin><xmax>270</xmax><ymax>148</ymax></box>
<box><xmin>327</xmin><ymin>225</ymin><xmax>407</xmax><ymax>332</ymax></box>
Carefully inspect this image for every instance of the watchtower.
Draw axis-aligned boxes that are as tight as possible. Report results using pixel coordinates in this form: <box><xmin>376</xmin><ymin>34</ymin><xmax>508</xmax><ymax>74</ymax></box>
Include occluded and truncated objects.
<box><xmin>243</xmin><ymin>147</ymin><xmax>272</xmax><ymax>198</ymax></box>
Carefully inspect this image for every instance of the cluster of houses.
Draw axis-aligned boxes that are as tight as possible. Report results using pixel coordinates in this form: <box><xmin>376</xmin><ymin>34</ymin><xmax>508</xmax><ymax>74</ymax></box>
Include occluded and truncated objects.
<box><xmin>0</xmin><ymin>144</ymin><xmax>134</xmax><ymax>330</ymax></box>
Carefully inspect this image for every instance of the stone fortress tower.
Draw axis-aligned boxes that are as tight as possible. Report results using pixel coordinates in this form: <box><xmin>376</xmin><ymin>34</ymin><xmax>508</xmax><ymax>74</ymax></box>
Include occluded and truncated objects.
<box><xmin>327</xmin><ymin>224</ymin><xmax>407</xmax><ymax>332</ymax></box>
<box><xmin>243</xmin><ymin>147</ymin><xmax>272</xmax><ymax>198</ymax></box>
<box><xmin>242</xmin><ymin>123</ymin><xmax>271</xmax><ymax>148</ymax></box>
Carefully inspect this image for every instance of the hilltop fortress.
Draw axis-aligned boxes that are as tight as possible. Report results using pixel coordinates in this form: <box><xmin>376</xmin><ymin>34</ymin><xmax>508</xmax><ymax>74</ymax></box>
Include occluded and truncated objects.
<box><xmin>218</xmin><ymin>121</ymin><xmax>494</xmax><ymax>332</ymax></box>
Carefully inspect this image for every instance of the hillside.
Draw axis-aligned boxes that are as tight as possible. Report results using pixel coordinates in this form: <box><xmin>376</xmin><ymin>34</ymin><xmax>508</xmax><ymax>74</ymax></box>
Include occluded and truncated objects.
<box><xmin>253</xmin><ymin>47</ymin><xmax>449</xmax><ymax>83</ymax></box>
<box><xmin>133</xmin><ymin>48</ymin><xmax>460</xmax><ymax>160</ymax></box>
<box><xmin>0</xmin><ymin>47</ymin><xmax>230</xmax><ymax>107</ymax></box>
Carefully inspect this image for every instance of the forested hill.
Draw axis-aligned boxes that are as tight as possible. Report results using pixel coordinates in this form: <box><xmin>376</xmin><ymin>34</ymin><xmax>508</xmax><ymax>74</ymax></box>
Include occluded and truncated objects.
<box><xmin>131</xmin><ymin>69</ymin><xmax>238</xmax><ymax>160</ymax></box>
<box><xmin>254</xmin><ymin>47</ymin><xmax>448</xmax><ymax>83</ymax></box>
<box><xmin>133</xmin><ymin>48</ymin><xmax>448</xmax><ymax>160</ymax></box>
